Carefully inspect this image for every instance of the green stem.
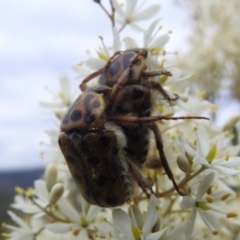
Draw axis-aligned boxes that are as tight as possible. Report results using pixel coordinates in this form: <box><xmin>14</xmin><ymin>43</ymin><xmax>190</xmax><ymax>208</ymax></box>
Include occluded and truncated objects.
<box><xmin>29</xmin><ymin>197</ymin><xmax>71</xmax><ymax>223</ymax></box>
<box><xmin>156</xmin><ymin>167</ymin><xmax>205</xmax><ymax>198</ymax></box>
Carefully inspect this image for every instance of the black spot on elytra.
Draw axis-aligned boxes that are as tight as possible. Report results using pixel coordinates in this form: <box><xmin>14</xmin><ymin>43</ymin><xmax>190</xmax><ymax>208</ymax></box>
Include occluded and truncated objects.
<box><xmin>105</xmin><ymin>196</ymin><xmax>119</xmax><ymax>206</ymax></box>
<box><xmin>92</xmin><ymin>100</ymin><xmax>100</xmax><ymax>108</ymax></box>
<box><xmin>84</xmin><ymin>94</ymin><xmax>94</xmax><ymax>112</ymax></box>
<box><xmin>99</xmin><ymin>136</ymin><xmax>110</xmax><ymax>146</ymax></box>
<box><xmin>124</xmin><ymin>147</ymin><xmax>136</xmax><ymax>157</ymax></box>
<box><xmin>131</xmin><ymin>87</ymin><xmax>144</xmax><ymax>100</ymax></box>
<box><xmin>123</xmin><ymin>53</ymin><xmax>134</xmax><ymax>69</ymax></box>
<box><xmin>73</xmin><ymin>174</ymin><xmax>81</xmax><ymax>184</ymax></box>
<box><xmin>85</xmin><ymin>93</ymin><xmax>94</xmax><ymax>102</ymax></box>
<box><xmin>84</xmin><ymin>113</ymin><xmax>95</xmax><ymax>123</ymax></box>
<box><xmin>71</xmin><ymin>109</ymin><xmax>82</xmax><ymax>121</ymax></box>
<box><xmin>109</xmin><ymin>61</ymin><xmax>121</xmax><ymax>76</ymax></box>
<box><xmin>62</xmin><ymin>96</ymin><xmax>82</xmax><ymax>124</ymax></box>
<box><xmin>66</xmin><ymin>155</ymin><xmax>76</xmax><ymax>164</ymax></box>
<box><xmin>85</xmin><ymin>189</ymin><xmax>102</xmax><ymax>199</ymax></box>
<box><xmin>94</xmin><ymin>176</ymin><xmax>107</xmax><ymax>186</ymax></box>
<box><xmin>99</xmin><ymin>74</ymin><xmax>106</xmax><ymax>85</ymax></box>
<box><xmin>87</xmin><ymin>156</ymin><xmax>100</xmax><ymax>165</ymax></box>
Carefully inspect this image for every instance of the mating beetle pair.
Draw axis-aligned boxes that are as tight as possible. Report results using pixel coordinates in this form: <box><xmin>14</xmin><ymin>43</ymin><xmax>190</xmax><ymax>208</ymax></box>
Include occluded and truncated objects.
<box><xmin>58</xmin><ymin>49</ymin><xmax>208</xmax><ymax>207</ymax></box>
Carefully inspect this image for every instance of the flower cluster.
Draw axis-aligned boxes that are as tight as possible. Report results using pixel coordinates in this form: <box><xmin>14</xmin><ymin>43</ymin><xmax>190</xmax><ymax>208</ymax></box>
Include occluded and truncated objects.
<box><xmin>176</xmin><ymin>0</ymin><xmax>240</xmax><ymax>101</ymax></box>
<box><xmin>3</xmin><ymin>1</ymin><xmax>240</xmax><ymax>240</ymax></box>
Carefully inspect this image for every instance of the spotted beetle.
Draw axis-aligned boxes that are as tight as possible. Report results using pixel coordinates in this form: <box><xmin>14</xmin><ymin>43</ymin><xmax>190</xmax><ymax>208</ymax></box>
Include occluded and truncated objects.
<box><xmin>59</xmin><ymin>89</ymin><xmax>153</xmax><ymax>207</ymax></box>
<box><xmin>59</xmin><ymin>49</ymin><xmax>209</xmax><ymax>206</ymax></box>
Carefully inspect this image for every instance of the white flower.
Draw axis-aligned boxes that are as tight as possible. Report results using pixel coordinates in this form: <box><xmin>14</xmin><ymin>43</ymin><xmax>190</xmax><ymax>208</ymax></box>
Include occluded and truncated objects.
<box><xmin>40</xmin><ymin>75</ymin><xmax>78</xmax><ymax>110</ymax></box>
<box><xmin>73</xmin><ymin>27</ymin><xmax>121</xmax><ymax>87</ymax></box>
<box><xmin>4</xmin><ymin>211</ymin><xmax>41</xmax><ymax>240</ymax></box>
<box><xmin>124</xmin><ymin>18</ymin><xmax>170</xmax><ymax>51</ymax></box>
<box><xmin>178</xmin><ymin>126</ymin><xmax>240</xmax><ymax>175</ymax></box>
<box><xmin>10</xmin><ymin>194</ymin><xmax>40</xmax><ymax>215</ymax></box>
<box><xmin>180</xmin><ymin>171</ymin><xmax>232</xmax><ymax>238</ymax></box>
<box><xmin>46</xmin><ymin>196</ymin><xmax>104</xmax><ymax>240</ymax></box>
<box><xmin>32</xmin><ymin>178</ymin><xmax>64</xmax><ymax>218</ymax></box>
<box><xmin>112</xmin><ymin>0</ymin><xmax>161</xmax><ymax>31</ymax></box>
<box><xmin>41</xmin><ymin>127</ymin><xmax>66</xmax><ymax>163</ymax></box>
<box><xmin>112</xmin><ymin>195</ymin><xmax>167</xmax><ymax>240</ymax></box>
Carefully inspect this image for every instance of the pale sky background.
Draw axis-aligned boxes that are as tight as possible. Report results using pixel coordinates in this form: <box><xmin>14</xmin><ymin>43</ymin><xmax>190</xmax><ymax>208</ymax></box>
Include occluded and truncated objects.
<box><xmin>0</xmin><ymin>0</ymin><xmax>238</xmax><ymax>171</ymax></box>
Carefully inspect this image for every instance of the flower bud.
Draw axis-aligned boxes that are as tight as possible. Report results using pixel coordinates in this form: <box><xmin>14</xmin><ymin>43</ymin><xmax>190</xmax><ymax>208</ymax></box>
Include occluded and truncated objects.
<box><xmin>49</xmin><ymin>183</ymin><xmax>64</xmax><ymax>204</ymax></box>
<box><xmin>177</xmin><ymin>155</ymin><xmax>189</xmax><ymax>173</ymax></box>
<box><xmin>221</xmin><ymin>113</ymin><xmax>240</xmax><ymax>131</ymax></box>
<box><xmin>45</xmin><ymin>163</ymin><xmax>57</xmax><ymax>192</ymax></box>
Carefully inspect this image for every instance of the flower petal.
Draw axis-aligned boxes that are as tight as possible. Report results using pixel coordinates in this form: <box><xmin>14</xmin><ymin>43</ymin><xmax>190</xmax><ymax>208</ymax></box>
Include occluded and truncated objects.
<box><xmin>46</xmin><ymin>223</ymin><xmax>74</xmax><ymax>233</ymax></box>
<box><xmin>193</xmin><ymin>156</ymin><xmax>210</xmax><ymax>167</ymax></box>
<box><xmin>178</xmin><ymin>136</ymin><xmax>197</xmax><ymax>157</ymax></box>
<box><xmin>212</xmin><ymin>165</ymin><xmax>240</xmax><ymax>175</ymax></box>
<box><xmin>113</xmin><ymin>27</ymin><xmax>121</xmax><ymax>52</ymax></box>
<box><xmin>85</xmin><ymin>58</ymin><xmax>106</xmax><ymax>70</ymax></box>
<box><xmin>218</xmin><ymin>157</ymin><xmax>240</xmax><ymax>167</ymax></box>
<box><xmin>129</xmin><ymin>22</ymin><xmax>145</xmax><ymax>32</ymax></box>
<box><xmin>180</xmin><ymin>196</ymin><xmax>195</xmax><ymax>209</ymax></box>
<box><xmin>129</xmin><ymin>205</ymin><xmax>144</xmax><ymax>229</ymax></box>
<box><xmin>126</xmin><ymin>0</ymin><xmax>137</xmax><ymax>17</ymax></box>
<box><xmin>124</xmin><ymin>37</ymin><xmax>138</xmax><ymax>49</ymax></box>
<box><xmin>76</xmin><ymin>228</ymin><xmax>90</xmax><ymax>240</ymax></box>
<box><xmin>7</xmin><ymin>211</ymin><xmax>29</xmax><ymax>229</ymax></box>
<box><xmin>111</xmin><ymin>0</ymin><xmax>124</xmax><ymax>17</ymax></box>
<box><xmin>86</xmin><ymin>205</ymin><xmax>101</xmax><ymax>222</ymax></box>
<box><xmin>112</xmin><ymin>209</ymin><xmax>132</xmax><ymax>239</ymax></box>
<box><xmin>196</xmin><ymin>172</ymin><xmax>215</xmax><ymax>200</ymax></box>
<box><xmin>145</xmin><ymin>227</ymin><xmax>167</xmax><ymax>240</ymax></box>
<box><xmin>57</xmin><ymin>198</ymin><xmax>79</xmax><ymax>222</ymax></box>
<box><xmin>143</xmin><ymin>18</ymin><xmax>161</xmax><ymax>47</ymax></box>
<box><xmin>34</xmin><ymin>179</ymin><xmax>48</xmax><ymax>200</ymax></box>
<box><xmin>196</xmin><ymin>126</ymin><xmax>209</xmax><ymax>157</ymax></box>
<box><xmin>149</xmin><ymin>34</ymin><xmax>170</xmax><ymax>49</ymax></box>
<box><xmin>185</xmin><ymin>208</ymin><xmax>197</xmax><ymax>238</ymax></box>
<box><xmin>142</xmin><ymin>195</ymin><xmax>160</xmax><ymax>236</ymax></box>
<box><xmin>198</xmin><ymin>209</ymin><xmax>221</xmax><ymax>231</ymax></box>
<box><xmin>132</xmin><ymin>5</ymin><xmax>161</xmax><ymax>21</ymax></box>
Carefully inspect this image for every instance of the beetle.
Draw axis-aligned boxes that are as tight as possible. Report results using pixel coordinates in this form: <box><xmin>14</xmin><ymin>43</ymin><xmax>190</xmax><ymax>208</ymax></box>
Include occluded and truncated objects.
<box><xmin>59</xmin><ymin>49</ymin><xmax>209</xmax><ymax>206</ymax></box>
<box><xmin>59</xmin><ymin>89</ymin><xmax>153</xmax><ymax>207</ymax></box>
<box><xmin>80</xmin><ymin>49</ymin><xmax>178</xmax><ymax>107</ymax></box>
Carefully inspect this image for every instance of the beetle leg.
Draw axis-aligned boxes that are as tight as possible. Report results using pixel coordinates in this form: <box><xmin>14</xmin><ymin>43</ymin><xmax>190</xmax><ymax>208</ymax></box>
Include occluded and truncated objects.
<box><xmin>80</xmin><ymin>68</ymin><xmax>105</xmax><ymax>91</ymax></box>
<box><xmin>126</xmin><ymin>158</ymin><xmax>154</xmax><ymax>197</ymax></box>
<box><xmin>149</xmin><ymin>123</ymin><xmax>185</xmax><ymax>196</ymax></box>
<box><xmin>104</xmin><ymin>51</ymin><xmax>123</xmax><ymax>70</ymax></box>
<box><xmin>142</xmin><ymin>70</ymin><xmax>172</xmax><ymax>77</ymax></box>
<box><xmin>146</xmin><ymin>81</ymin><xmax>179</xmax><ymax>101</ymax></box>
<box><xmin>110</xmin><ymin>115</ymin><xmax>209</xmax><ymax>124</ymax></box>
